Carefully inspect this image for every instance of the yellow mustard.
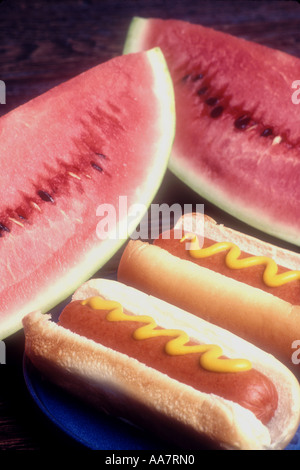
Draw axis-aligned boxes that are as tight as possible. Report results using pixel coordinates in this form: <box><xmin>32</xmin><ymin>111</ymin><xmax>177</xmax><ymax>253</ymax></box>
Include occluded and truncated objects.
<box><xmin>180</xmin><ymin>233</ymin><xmax>300</xmax><ymax>288</ymax></box>
<box><xmin>81</xmin><ymin>296</ymin><xmax>252</xmax><ymax>373</ymax></box>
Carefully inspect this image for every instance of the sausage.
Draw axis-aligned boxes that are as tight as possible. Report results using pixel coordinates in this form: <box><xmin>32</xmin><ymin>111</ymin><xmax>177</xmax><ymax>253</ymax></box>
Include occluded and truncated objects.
<box><xmin>58</xmin><ymin>299</ymin><xmax>278</xmax><ymax>425</ymax></box>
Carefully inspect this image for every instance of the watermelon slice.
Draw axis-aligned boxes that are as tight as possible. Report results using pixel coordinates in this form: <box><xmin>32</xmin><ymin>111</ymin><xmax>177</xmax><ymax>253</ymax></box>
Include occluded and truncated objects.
<box><xmin>0</xmin><ymin>48</ymin><xmax>175</xmax><ymax>339</ymax></box>
<box><xmin>124</xmin><ymin>17</ymin><xmax>300</xmax><ymax>247</ymax></box>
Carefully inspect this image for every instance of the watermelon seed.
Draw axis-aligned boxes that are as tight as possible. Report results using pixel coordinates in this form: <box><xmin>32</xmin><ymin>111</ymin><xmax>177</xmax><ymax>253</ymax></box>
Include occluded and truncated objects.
<box><xmin>37</xmin><ymin>190</ymin><xmax>55</xmax><ymax>203</ymax></box>
<box><xmin>59</xmin><ymin>209</ymin><xmax>68</xmax><ymax>219</ymax></box>
<box><xmin>210</xmin><ymin>106</ymin><xmax>224</xmax><ymax>119</ymax></box>
<box><xmin>0</xmin><ymin>222</ymin><xmax>10</xmax><ymax>233</ymax></box>
<box><xmin>9</xmin><ymin>217</ymin><xmax>24</xmax><ymax>228</ymax></box>
<box><xmin>181</xmin><ymin>74</ymin><xmax>190</xmax><ymax>82</ymax></box>
<box><xmin>95</xmin><ymin>153</ymin><xmax>107</xmax><ymax>159</ymax></box>
<box><xmin>30</xmin><ymin>201</ymin><xmax>41</xmax><ymax>212</ymax></box>
<box><xmin>246</xmin><ymin>124</ymin><xmax>258</xmax><ymax>132</ymax></box>
<box><xmin>234</xmin><ymin>115</ymin><xmax>251</xmax><ymax>130</ymax></box>
<box><xmin>91</xmin><ymin>161</ymin><xmax>103</xmax><ymax>172</ymax></box>
<box><xmin>197</xmin><ymin>87</ymin><xmax>208</xmax><ymax>96</ymax></box>
<box><xmin>68</xmin><ymin>171</ymin><xmax>81</xmax><ymax>180</ymax></box>
<box><xmin>261</xmin><ymin>128</ymin><xmax>273</xmax><ymax>137</ymax></box>
<box><xmin>272</xmin><ymin>135</ymin><xmax>282</xmax><ymax>145</ymax></box>
<box><xmin>192</xmin><ymin>74</ymin><xmax>204</xmax><ymax>81</ymax></box>
<box><xmin>205</xmin><ymin>97</ymin><xmax>219</xmax><ymax>106</ymax></box>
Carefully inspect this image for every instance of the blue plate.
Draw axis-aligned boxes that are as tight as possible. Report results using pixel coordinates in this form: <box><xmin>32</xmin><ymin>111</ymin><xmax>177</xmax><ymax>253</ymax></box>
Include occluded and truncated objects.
<box><xmin>23</xmin><ymin>355</ymin><xmax>166</xmax><ymax>450</ymax></box>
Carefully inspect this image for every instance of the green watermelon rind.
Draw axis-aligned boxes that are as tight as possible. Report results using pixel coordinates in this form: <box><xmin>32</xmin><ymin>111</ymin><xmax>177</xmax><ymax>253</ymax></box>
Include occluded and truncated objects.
<box><xmin>123</xmin><ymin>17</ymin><xmax>149</xmax><ymax>54</ymax></box>
<box><xmin>1</xmin><ymin>47</ymin><xmax>175</xmax><ymax>340</ymax></box>
<box><xmin>125</xmin><ymin>17</ymin><xmax>300</xmax><ymax>248</ymax></box>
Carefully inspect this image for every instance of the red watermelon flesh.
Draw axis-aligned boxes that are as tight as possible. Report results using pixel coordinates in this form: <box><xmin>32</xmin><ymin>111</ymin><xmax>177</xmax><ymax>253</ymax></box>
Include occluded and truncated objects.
<box><xmin>124</xmin><ymin>18</ymin><xmax>300</xmax><ymax>247</ymax></box>
<box><xmin>0</xmin><ymin>48</ymin><xmax>175</xmax><ymax>339</ymax></box>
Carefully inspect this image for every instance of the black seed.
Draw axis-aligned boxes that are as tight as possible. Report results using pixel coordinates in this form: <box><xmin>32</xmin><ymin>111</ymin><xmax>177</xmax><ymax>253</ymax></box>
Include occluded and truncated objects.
<box><xmin>210</xmin><ymin>106</ymin><xmax>224</xmax><ymax>119</ymax></box>
<box><xmin>197</xmin><ymin>86</ymin><xmax>208</xmax><ymax>96</ymax></box>
<box><xmin>234</xmin><ymin>115</ymin><xmax>251</xmax><ymax>130</ymax></box>
<box><xmin>37</xmin><ymin>190</ymin><xmax>55</xmax><ymax>203</ymax></box>
<box><xmin>96</xmin><ymin>152</ymin><xmax>106</xmax><ymax>159</ymax></box>
<box><xmin>205</xmin><ymin>97</ymin><xmax>219</xmax><ymax>106</ymax></box>
<box><xmin>0</xmin><ymin>222</ymin><xmax>10</xmax><ymax>233</ymax></box>
<box><xmin>181</xmin><ymin>74</ymin><xmax>191</xmax><ymax>82</ymax></box>
<box><xmin>192</xmin><ymin>73</ymin><xmax>204</xmax><ymax>81</ymax></box>
<box><xmin>261</xmin><ymin>128</ymin><xmax>273</xmax><ymax>137</ymax></box>
<box><xmin>91</xmin><ymin>161</ymin><xmax>103</xmax><ymax>172</ymax></box>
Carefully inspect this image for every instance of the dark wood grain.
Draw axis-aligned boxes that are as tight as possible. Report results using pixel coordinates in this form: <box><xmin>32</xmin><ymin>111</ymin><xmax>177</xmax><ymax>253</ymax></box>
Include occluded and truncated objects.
<box><xmin>0</xmin><ymin>0</ymin><xmax>300</xmax><ymax>450</ymax></box>
<box><xmin>1</xmin><ymin>0</ymin><xmax>300</xmax><ymax>117</ymax></box>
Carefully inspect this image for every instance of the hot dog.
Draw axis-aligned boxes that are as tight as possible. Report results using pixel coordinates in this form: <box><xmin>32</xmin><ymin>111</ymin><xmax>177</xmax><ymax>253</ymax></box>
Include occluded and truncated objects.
<box><xmin>23</xmin><ymin>278</ymin><xmax>300</xmax><ymax>450</ymax></box>
<box><xmin>117</xmin><ymin>213</ymin><xmax>300</xmax><ymax>371</ymax></box>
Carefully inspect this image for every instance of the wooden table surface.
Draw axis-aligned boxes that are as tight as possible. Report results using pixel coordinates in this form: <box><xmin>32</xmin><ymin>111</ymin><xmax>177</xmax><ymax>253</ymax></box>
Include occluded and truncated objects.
<box><xmin>1</xmin><ymin>0</ymin><xmax>300</xmax><ymax>450</ymax></box>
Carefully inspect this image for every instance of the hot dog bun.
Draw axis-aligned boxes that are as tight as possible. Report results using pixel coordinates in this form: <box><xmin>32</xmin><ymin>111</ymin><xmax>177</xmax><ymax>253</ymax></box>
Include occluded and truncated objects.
<box><xmin>23</xmin><ymin>278</ymin><xmax>300</xmax><ymax>450</ymax></box>
<box><xmin>177</xmin><ymin>213</ymin><xmax>300</xmax><ymax>270</ymax></box>
<box><xmin>117</xmin><ymin>214</ymin><xmax>300</xmax><ymax>370</ymax></box>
